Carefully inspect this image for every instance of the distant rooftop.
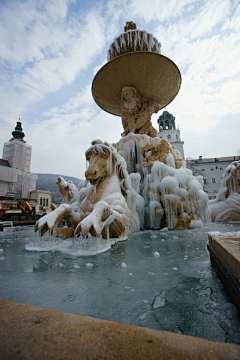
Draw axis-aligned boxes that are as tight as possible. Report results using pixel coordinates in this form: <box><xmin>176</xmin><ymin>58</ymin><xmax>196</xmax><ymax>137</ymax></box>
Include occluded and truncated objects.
<box><xmin>0</xmin><ymin>159</ymin><xmax>11</xmax><ymax>167</ymax></box>
<box><xmin>187</xmin><ymin>156</ymin><xmax>240</xmax><ymax>164</ymax></box>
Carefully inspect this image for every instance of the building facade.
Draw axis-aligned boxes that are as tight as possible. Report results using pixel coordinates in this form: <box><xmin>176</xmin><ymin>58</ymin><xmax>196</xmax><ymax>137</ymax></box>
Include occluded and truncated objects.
<box><xmin>187</xmin><ymin>156</ymin><xmax>240</xmax><ymax>200</ymax></box>
<box><xmin>30</xmin><ymin>190</ymin><xmax>52</xmax><ymax>213</ymax></box>
<box><xmin>0</xmin><ymin>118</ymin><xmax>52</xmax><ymax>213</ymax></box>
<box><xmin>0</xmin><ymin>119</ymin><xmax>38</xmax><ymax>199</ymax></box>
<box><xmin>157</xmin><ymin>110</ymin><xmax>185</xmax><ymax>160</ymax></box>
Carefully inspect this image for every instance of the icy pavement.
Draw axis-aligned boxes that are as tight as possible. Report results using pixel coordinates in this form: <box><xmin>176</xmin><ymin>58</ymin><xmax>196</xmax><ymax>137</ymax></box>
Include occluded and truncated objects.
<box><xmin>0</xmin><ymin>223</ymin><xmax>240</xmax><ymax>344</ymax></box>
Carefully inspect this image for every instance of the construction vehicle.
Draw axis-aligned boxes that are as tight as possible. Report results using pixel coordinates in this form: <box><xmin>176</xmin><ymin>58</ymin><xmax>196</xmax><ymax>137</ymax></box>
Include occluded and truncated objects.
<box><xmin>0</xmin><ymin>200</ymin><xmax>46</xmax><ymax>222</ymax></box>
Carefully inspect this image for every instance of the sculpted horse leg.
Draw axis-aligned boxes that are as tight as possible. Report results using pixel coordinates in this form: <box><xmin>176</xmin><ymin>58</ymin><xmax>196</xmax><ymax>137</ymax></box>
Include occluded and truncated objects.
<box><xmin>102</xmin><ymin>217</ymin><xmax>125</xmax><ymax>238</ymax></box>
<box><xmin>35</xmin><ymin>204</ymin><xmax>81</xmax><ymax>237</ymax></box>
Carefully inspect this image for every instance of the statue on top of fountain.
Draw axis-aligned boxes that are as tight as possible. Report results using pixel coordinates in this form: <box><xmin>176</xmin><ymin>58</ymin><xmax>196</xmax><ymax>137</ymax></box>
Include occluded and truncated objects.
<box><xmin>121</xmin><ymin>86</ymin><xmax>160</xmax><ymax>138</ymax></box>
<box><xmin>124</xmin><ymin>21</ymin><xmax>137</xmax><ymax>32</ymax></box>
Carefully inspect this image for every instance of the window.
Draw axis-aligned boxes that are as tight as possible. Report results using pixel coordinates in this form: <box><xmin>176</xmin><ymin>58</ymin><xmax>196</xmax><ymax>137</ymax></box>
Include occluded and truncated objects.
<box><xmin>212</xmin><ymin>178</ymin><xmax>216</xmax><ymax>183</ymax></box>
<box><xmin>211</xmin><ymin>168</ymin><xmax>214</xmax><ymax>171</ymax></box>
<box><xmin>43</xmin><ymin>198</ymin><xmax>46</xmax><ymax>206</ymax></box>
<box><xmin>220</xmin><ymin>167</ymin><xmax>223</xmax><ymax>170</ymax></box>
<box><xmin>40</xmin><ymin>198</ymin><xmax>42</xmax><ymax>205</ymax></box>
<box><xmin>202</xmin><ymin>169</ymin><xmax>205</xmax><ymax>171</ymax></box>
<box><xmin>203</xmin><ymin>179</ymin><xmax>207</xmax><ymax>184</ymax></box>
<box><xmin>167</xmin><ymin>134</ymin><xmax>171</xmax><ymax>140</ymax></box>
<box><xmin>214</xmin><ymin>190</ymin><xmax>218</xmax><ymax>193</ymax></box>
<box><xmin>46</xmin><ymin>199</ymin><xmax>49</xmax><ymax>207</ymax></box>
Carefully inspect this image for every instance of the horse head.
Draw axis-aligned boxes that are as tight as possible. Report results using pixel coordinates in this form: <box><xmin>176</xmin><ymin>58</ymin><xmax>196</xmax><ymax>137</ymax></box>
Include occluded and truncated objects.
<box><xmin>85</xmin><ymin>140</ymin><xmax>114</xmax><ymax>186</ymax></box>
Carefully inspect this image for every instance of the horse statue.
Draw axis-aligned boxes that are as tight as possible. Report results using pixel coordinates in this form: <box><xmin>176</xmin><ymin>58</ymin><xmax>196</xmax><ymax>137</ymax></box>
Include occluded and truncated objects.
<box><xmin>209</xmin><ymin>160</ymin><xmax>240</xmax><ymax>222</ymax></box>
<box><xmin>35</xmin><ymin>140</ymin><xmax>143</xmax><ymax>239</ymax></box>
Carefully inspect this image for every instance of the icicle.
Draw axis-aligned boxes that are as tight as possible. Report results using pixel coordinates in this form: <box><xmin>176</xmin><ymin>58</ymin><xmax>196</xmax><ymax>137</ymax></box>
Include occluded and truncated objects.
<box><xmin>47</xmin><ymin>230</ymin><xmax>51</xmax><ymax>243</ymax></box>
<box><xmin>114</xmin><ymin>37</ymin><xmax>120</xmax><ymax>53</ymax></box>
<box><xmin>97</xmin><ymin>236</ymin><xmax>100</xmax><ymax>248</ymax></box>
<box><xmin>129</xmin><ymin>30</ymin><xmax>133</xmax><ymax>49</ymax></box>
<box><xmin>109</xmin><ymin>150</ymin><xmax>112</xmax><ymax>175</ymax></box>
<box><xmin>106</xmin><ymin>224</ymin><xmax>109</xmax><ymax>240</ymax></box>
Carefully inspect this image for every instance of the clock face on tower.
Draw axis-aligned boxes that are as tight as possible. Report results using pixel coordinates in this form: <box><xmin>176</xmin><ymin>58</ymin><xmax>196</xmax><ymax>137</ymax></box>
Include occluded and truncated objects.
<box><xmin>167</xmin><ymin>134</ymin><xmax>171</xmax><ymax>140</ymax></box>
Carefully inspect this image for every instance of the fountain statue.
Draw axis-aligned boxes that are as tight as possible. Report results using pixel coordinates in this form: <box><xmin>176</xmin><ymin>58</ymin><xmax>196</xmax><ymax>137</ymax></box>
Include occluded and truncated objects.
<box><xmin>33</xmin><ymin>22</ymin><xmax>210</xmax><ymax>249</ymax></box>
<box><xmin>209</xmin><ymin>160</ymin><xmax>240</xmax><ymax>222</ymax></box>
<box><xmin>120</xmin><ymin>85</ymin><xmax>159</xmax><ymax>137</ymax></box>
<box><xmin>35</xmin><ymin>141</ymin><xmax>143</xmax><ymax>239</ymax></box>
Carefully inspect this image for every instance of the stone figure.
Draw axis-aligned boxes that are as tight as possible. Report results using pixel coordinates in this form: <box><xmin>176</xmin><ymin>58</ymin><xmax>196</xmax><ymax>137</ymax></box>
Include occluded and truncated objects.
<box><xmin>35</xmin><ymin>140</ymin><xmax>142</xmax><ymax>239</ymax></box>
<box><xmin>56</xmin><ymin>177</ymin><xmax>78</xmax><ymax>205</ymax></box>
<box><xmin>121</xmin><ymin>86</ymin><xmax>159</xmax><ymax>138</ymax></box>
<box><xmin>141</xmin><ymin>139</ymin><xmax>183</xmax><ymax>169</ymax></box>
<box><xmin>124</xmin><ymin>21</ymin><xmax>137</xmax><ymax>32</ymax></box>
<box><xmin>209</xmin><ymin>160</ymin><xmax>240</xmax><ymax>222</ymax></box>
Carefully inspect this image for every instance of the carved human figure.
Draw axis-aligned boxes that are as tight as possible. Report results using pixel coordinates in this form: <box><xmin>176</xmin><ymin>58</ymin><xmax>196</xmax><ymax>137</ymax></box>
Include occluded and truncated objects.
<box><xmin>121</xmin><ymin>86</ymin><xmax>159</xmax><ymax>138</ymax></box>
<box><xmin>124</xmin><ymin>21</ymin><xmax>137</xmax><ymax>32</ymax></box>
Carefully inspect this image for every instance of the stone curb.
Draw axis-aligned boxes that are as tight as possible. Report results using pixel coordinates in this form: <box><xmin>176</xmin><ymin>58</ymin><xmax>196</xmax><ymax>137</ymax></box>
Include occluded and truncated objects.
<box><xmin>208</xmin><ymin>232</ymin><xmax>240</xmax><ymax>314</ymax></box>
<box><xmin>0</xmin><ymin>298</ymin><xmax>240</xmax><ymax>360</ymax></box>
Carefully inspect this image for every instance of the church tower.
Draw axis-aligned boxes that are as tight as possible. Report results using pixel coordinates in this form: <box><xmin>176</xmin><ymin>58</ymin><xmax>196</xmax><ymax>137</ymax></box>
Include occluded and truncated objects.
<box><xmin>157</xmin><ymin>110</ymin><xmax>185</xmax><ymax>160</ymax></box>
<box><xmin>2</xmin><ymin>117</ymin><xmax>32</xmax><ymax>172</ymax></box>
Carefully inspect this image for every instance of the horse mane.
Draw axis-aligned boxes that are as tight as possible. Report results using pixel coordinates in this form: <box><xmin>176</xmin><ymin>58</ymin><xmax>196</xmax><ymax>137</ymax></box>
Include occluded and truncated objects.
<box><xmin>86</xmin><ymin>140</ymin><xmax>132</xmax><ymax>197</ymax></box>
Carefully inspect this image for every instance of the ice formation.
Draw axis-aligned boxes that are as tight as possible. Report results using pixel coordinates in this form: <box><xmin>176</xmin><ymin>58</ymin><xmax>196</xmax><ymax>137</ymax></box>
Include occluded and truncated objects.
<box><xmin>35</xmin><ymin>140</ymin><xmax>144</xmax><ymax>242</ymax></box>
<box><xmin>209</xmin><ymin>160</ymin><xmax>240</xmax><ymax>222</ymax></box>
<box><xmin>114</xmin><ymin>134</ymin><xmax>210</xmax><ymax>230</ymax></box>
<box><xmin>29</xmin><ymin>132</ymin><xmax>211</xmax><ymax>256</ymax></box>
<box><xmin>107</xmin><ymin>29</ymin><xmax>161</xmax><ymax>61</ymax></box>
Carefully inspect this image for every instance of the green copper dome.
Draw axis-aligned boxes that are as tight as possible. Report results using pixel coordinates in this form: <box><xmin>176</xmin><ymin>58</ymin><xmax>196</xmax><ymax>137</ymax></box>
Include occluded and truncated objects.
<box><xmin>12</xmin><ymin>117</ymin><xmax>25</xmax><ymax>140</ymax></box>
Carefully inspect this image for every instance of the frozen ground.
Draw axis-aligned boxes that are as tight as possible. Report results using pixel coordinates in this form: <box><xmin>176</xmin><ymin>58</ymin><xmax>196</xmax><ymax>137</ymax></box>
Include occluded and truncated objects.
<box><xmin>0</xmin><ymin>223</ymin><xmax>240</xmax><ymax>344</ymax></box>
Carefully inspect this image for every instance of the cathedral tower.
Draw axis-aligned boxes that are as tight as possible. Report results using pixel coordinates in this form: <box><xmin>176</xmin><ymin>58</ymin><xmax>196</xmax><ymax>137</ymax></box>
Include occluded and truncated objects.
<box><xmin>2</xmin><ymin>117</ymin><xmax>32</xmax><ymax>172</ymax></box>
<box><xmin>157</xmin><ymin>110</ymin><xmax>185</xmax><ymax>160</ymax></box>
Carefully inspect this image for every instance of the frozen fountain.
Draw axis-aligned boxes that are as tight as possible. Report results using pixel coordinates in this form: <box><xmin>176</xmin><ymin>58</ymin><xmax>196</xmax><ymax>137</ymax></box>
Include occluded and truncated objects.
<box><xmin>26</xmin><ymin>23</ymin><xmax>210</xmax><ymax>253</ymax></box>
<box><xmin>26</xmin><ymin>21</ymin><xmax>211</xmax><ymax>255</ymax></box>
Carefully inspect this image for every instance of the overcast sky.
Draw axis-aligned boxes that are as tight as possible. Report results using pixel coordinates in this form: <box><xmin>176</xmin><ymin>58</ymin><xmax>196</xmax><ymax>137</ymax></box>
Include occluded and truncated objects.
<box><xmin>0</xmin><ymin>0</ymin><xmax>240</xmax><ymax>179</ymax></box>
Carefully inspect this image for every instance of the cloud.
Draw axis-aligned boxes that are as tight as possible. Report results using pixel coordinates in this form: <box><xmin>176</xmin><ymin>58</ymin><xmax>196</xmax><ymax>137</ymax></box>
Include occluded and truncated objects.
<box><xmin>183</xmin><ymin>112</ymin><xmax>240</xmax><ymax>160</ymax></box>
<box><xmin>0</xmin><ymin>0</ymin><xmax>240</xmax><ymax>179</ymax></box>
<box><xmin>0</xmin><ymin>0</ymin><xmax>107</xmax><ymax>117</ymax></box>
<box><xmin>29</xmin><ymin>110</ymin><xmax>122</xmax><ymax>178</ymax></box>
<box><xmin>43</xmin><ymin>83</ymin><xmax>94</xmax><ymax>116</ymax></box>
<box><xmin>122</xmin><ymin>0</ymin><xmax>199</xmax><ymax>24</ymax></box>
<box><xmin>27</xmin><ymin>83</ymin><xmax>122</xmax><ymax>178</ymax></box>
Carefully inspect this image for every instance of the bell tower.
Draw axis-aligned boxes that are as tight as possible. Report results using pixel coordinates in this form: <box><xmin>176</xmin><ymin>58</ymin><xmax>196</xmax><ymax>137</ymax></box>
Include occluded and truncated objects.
<box><xmin>157</xmin><ymin>110</ymin><xmax>185</xmax><ymax>160</ymax></box>
<box><xmin>2</xmin><ymin>117</ymin><xmax>32</xmax><ymax>172</ymax></box>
